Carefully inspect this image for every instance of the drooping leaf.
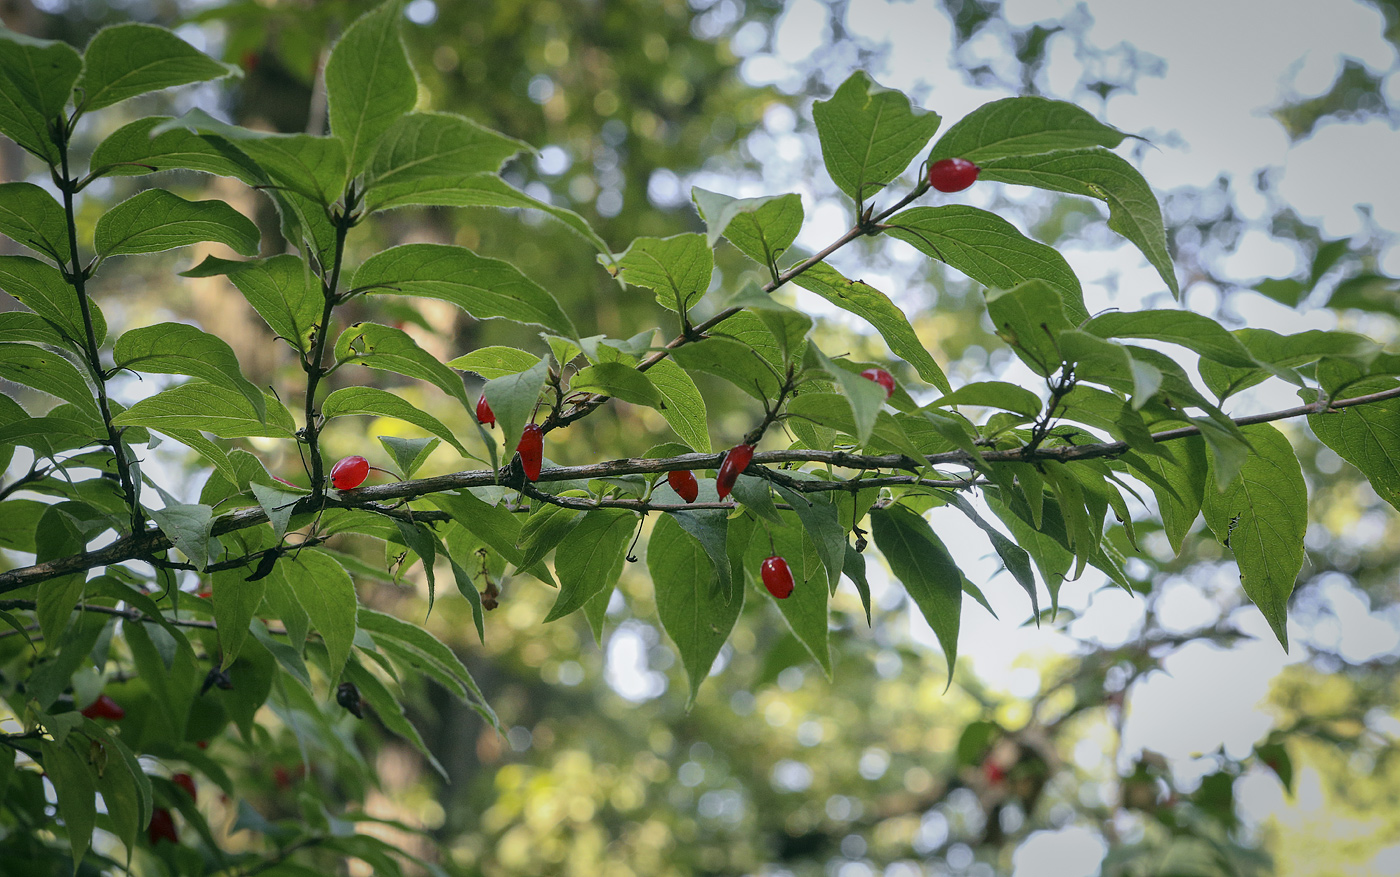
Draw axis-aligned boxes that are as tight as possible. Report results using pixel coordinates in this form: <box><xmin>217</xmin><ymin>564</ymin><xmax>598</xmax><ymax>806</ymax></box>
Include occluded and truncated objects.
<box><xmin>746</xmin><ymin>512</ymin><xmax>832</xmax><ymax>675</ymax></box>
<box><xmin>978</xmin><ymin>148</ymin><xmax>1177</xmax><ymax>297</ymax></box>
<box><xmin>1308</xmin><ymin>379</ymin><xmax>1400</xmax><ymax>513</ymax></box>
<box><xmin>1201</xmin><ymin>424</ymin><xmax>1306</xmax><ymax>649</ymax></box>
<box><xmin>791</xmin><ymin>262</ymin><xmax>950</xmax><ymax>391</ymax></box>
<box><xmin>887</xmin><ymin>205</ymin><xmax>1088</xmax><ymax>323</ymax></box>
<box><xmin>211</xmin><ymin>566</ymin><xmax>266</xmax><ymax>670</ymax></box>
<box><xmin>335</xmin><ymin>321</ymin><xmax>471</xmax><ymax>408</ymax></box>
<box><xmin>364</xmin><ymin>111</ymin><xmax>528</xmax><ymax>209</ymax></box>
<box><xmin>649</xmin><ymin>514</ymin><xmax>743</xmax><ymax>706</ymax></box>
<box><xmin>671</xmin><ymin>336</ymin><xmax>781</xmax><ymax>401</ymax></box>
<box><xmin>324</xmin><ymin>0</ymin><xmax>417</xmax><ymax>175</ymax></box>
<box><xmin>691</xmin><ymin>188</ymin><xmax>803</xmax><ymax>263</ymax></box>
<box><xmin>930</xmin><ymin>95</ymin><xmax>1129</xmax><ymax>164</ymax></box>
<box><xmin>871</xmin><ymin>504</ymin><xmax>962</xmax><ymax>686</ymax></box>
<box><xmin>544</xmin><ymin>510</ymin><xmax>635</xmax><ymax>621</ymax></box>
<box><xmin>481</xmin><ymin>357</ymin><xmax>550</xmax><ymax>460</ymax></box>
<box><xmin>76</xmin><ymin>22</ymin><xmax>233</xmax><ymax>112</ymax></box>
<box><xmin>353</xmin><ymin>243</ymin><xmax>576</xmax><ymax>337</ymax></box>
<box><xmin>41</xmin><ymin>739</ymin><xmax>95</xmax><ymax>865</ymax></box>
<box><xmin>181</xmin><ymin>254</ymin><xmax>321</xmax><ymax>354</ymax></box>
<box><xmin>1126</xmin><ymin>434</ymin><xmax>1207</xmax><ymax>554</ymax></box>
<box><xmin>113</xmin><ymin>322</ymin><xmax>266</xmax><ymax>420</ymax></box>
<box><xmin>949</xmin><ymin>494</ymin><xmax>1038</xmax><ymax>616</ymax></box>
<box><xmin>429</xmin><ymin>490</ymin><xmax>555</xmax><ymax>585</ymax></box>
<box><xmin>570</xmin><ymin>362</ymin><xmax>665</xmax><ymax>408</ymax></box>
<box><xmin>94</xmin><ymin>189</ymin><xmax>259</xmax><ymax>258</ymax></box>
<box><xmin>0</xmin><ymin>30</ymin><xmax>81</xmax><ymax>160</ymax></box>
<box><xmin>281</xmin><ymin>548</ymin><xmax>359</xmax><ymax>680</ymax></box>
<box><xmin>812</xmin><ymin>71</ymin><xmax>942</xmax><ymax>203</ymax></box>
<box><xmin>609</xmin><ymin>233</ymin><xmax>714</xmax><ymax>314</ymax></box>
<box><xmin>113</xmin><ymin>384</ymin><xmax>294</xmax><ymax>439</ymax></box>
<box><xmin>0</xmin><ymin>182</ymin><xmax>67</xmax><ymax>261</ymax></box>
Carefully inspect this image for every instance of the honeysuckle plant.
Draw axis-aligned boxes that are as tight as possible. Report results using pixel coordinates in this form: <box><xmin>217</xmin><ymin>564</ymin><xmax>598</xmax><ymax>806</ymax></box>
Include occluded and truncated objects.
<box><xmin>0</xmin><ymin>2</ymin><xmax>1396</xmax><ymax>871</ymax></box>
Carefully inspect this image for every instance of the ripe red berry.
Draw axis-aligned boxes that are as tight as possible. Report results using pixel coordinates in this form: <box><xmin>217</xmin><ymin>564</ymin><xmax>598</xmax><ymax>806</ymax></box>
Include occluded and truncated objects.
<box><xmin>172</xmin><ymin>772</ymin><xmax>197</xmax><ymax>802</ymax></box>
<box><xmin>667</xmin><ymin>469</ymin><xmax>699</xmax><ymax>503</ymax></box>
<box><xmin>517</xmin><ymin>424</ymin><xmax>543</xmax><ymax>481</ymax></box>
<box><xmin>715</xmin><ymin>443</ymin><xmax>754</xmax><ymax>500</ymax></box>
<box><xmin>330</xmin><ymin>455</ymin><xmax>369</xmax><ymax>490</ymax></box>
<box><xmin>81</xmin><ymin>694</ymin><xmax>125</xmax><ymax>721</ymax></box>
<box><xmin>147</xmin><ymin>807</ymin><xmax>177</xmax><ymax>845</ymax></box>
<box><xmin>860</xmin><ymin>367</ymin><xmax>895</xmax><ymax>399</ymax></box>
<box><xmin>983</xmin><ymin>759</ymin><xmax>1006</xmax><ymax>785</ymax></box>
<box><xmin>476</xmin><ymin>394</ymin><xmax>496</xmax><ymax>427</ymax></box>
<box><xmin>928</xmin><ymin>157</ymin><xmax>981</xmax><ymax>193</ymax></box>
<box><xmin>760</xmin><ymin>555</ymin><xmax>794</xmax><ymax>599</ymax></box>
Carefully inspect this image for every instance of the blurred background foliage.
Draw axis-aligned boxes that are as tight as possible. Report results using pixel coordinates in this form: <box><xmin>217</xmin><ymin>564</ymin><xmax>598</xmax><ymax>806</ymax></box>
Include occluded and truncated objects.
<box><xmin>2</xmin><ymin>0</ymin><xmax>1399</xmax><ymax>874</ymax></box>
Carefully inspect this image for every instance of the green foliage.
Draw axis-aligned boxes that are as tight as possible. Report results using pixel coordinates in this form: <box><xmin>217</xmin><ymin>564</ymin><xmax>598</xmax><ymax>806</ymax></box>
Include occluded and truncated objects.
<box><xmin>0</xmin><ymin>7</ymin><xmax>1394</xmax><ymax>875</ymax></box>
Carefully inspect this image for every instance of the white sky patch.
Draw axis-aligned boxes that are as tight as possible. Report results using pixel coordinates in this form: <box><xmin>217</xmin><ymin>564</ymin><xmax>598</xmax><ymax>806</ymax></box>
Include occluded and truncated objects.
<box><xmin>1011</xmin><ymin>826</ymin><xmax>1107</xmax><ymax>877</ymax></box>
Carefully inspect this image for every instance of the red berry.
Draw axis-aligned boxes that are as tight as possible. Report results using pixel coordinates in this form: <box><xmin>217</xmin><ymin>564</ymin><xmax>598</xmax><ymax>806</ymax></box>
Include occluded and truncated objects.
<box><xmin>715</xmin><ymin>443</ymin><xmax>754</xmax><ymax>500</ymax></box>
<box><xmin>928</xmin><ymin>157</ymin><xmax>980</xmax><ymax>193</ymax></box>
<box><xmin>172</xmin><ymin>772</ymin><xmax>197</xmax><ymax>802</ymax></box>
<box><xmin>760</xmin><ymin>555</ymin><xmax>794</xmax><ymax>599</ymax></box>
<box><xmin>517</xmin><ymin>424</ymin><xmax>543</xmax><ymax>481</ymax></box>
<box><xmin>330</xmin><ymin>455</ymin><xmax>369</xmax><ymax>490</ymax></box>
<box><xmin>667</xmin><ymin>469</ymin><xmax>699</xmax><ymax>503</ymax></box>
<box><xmin>860</xmin><ymin>367</ymin><xmax>895</xmax><ymax>399</ymax></box>
<box><xmin>195</xmin><ymin>740</ymin><xmax>208</xmax><ymax>750</ymax></box>
<box><xmin>476</xmin><ymin>394</ymin><xmax>496</xmax><ymax>427</ymax></box>
<box><xmin>81</xmin><ymin>694</ymin><xmax>125</xmax><ymax>721</ymax></box>
<box><xmin>983</xmin><ymin>759</ymin><xmax>1006</xmax><ymax>785</ymax></box>
<box><xmin>147</xmin><ymin>807</ymin><xmax>177</xmax><ymax>845</ymax></box>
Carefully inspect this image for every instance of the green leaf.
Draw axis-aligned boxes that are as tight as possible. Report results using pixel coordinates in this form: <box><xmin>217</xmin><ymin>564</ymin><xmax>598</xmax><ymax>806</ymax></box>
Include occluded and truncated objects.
<box><xmin>1201</xmin><ymin>424</ymin><xmax>1306</xmax><ymax>649</ymax></box>
<box><xmin>335</xmin><ymin>322</ymin><xmax>470</xmax><ymax>408</ymax></box>
<box><xmin>610</xmin><ymin>233</ymin><xmax>714</xmax><ymax>314</ymax></box>
<box><xmin>448</xmin><ymin>346</ymin><xmax>542</xmax><ymax>379</ymax></box>
<box><xmin>211</xmin><ymin>566</ymin><xmax>265</xmax><ymax>670</ymax></box>
<box><xmin>984</xmin><ymin>279</ymin><xmax>1074</xmax><ymax>377</ymax></box>
<box><xmin>1308</xmin><ymin>379</ymin><xmax>1400</xmax><ymax>513</ymax></box>
<box><xmin>77</xmin><ymin>22</ymin><xmax>234</xmax><ymax>112</ymax></box>
<box><xmin>949</xmin><ymin>494</ymin><xmax>1038</xmax><ymax>616</ymax></box>
<box><xmin>0</xmin><ymin>182</ymin><xmax>67</xmax><ymax>261</ymax></box>
<box><xmin>930</xmin><ymin>95</ymin><xmax>1129</xmax><ymax>164</ymax></box>
<box><xmin>806</xmin><ymin>345</ymin><xmax>891</xmax><ymax>445</ymax></box>
<box><xmin>1125</xmin><ymin>436</ymin><xmax>1207</xmax><ymax>555</ymax></box>
<box><xmin>774</xmin><ymin>483</ymin><xmax>845</xmax><ymax>594</ymax></box>
<box><xmin>89</xmin><ymin>116</ymin><xmax>261</xmax><ymax>181</ymax></box>
<box><xmin>887</xmin><ymin>205</ymin><xmax>1088</xmax><ymax>323</ymax></box>
<box><xmin>149</xmin><ymin>502</ymin><xmax>214</xmax><ymax>571</ymax></box>
<box><xmin>691</xmin><ymin>188</ymin><xmax>803</xmax><ymax>262</ymax></box>
<box><xmin>812</xmin><ymin>71</ymin><xmax>942</xmax><ymax>203</ymax></box>
<box><xmin>281</xmin><ymin>549</ymin><xmax>359</xmax><ymax>680</ymax></box>
<box><xmin>354</xmin><ymin>243</ymin><xmax>576</xmax><ymax>337</ymax></box>
<box><xmin>342</xmin><ymin>659</ymin><xmax>448</xmax><ymax>778</ymax></box>
<box><xmin>113</xmin><ymin>384</ymin><xmax>294</xmax><ymax>439</ymax></box>
<box><xmin>41</xmin><ymin>739</ymin><xmax>96</xmax><ymax>865</ymax></box>
<box><xmin>791</xmin><ymin>262</ymin><xmax>950</xmax><ymax>391</ymax></box>
<box><xmin>748</xmin><ymin>513</ymin><xmax>832</xmax><ymax>675</ymax></box>
<box><xmin>1058</xmin><ymin>330</ymin><xmax>1162</xmax><ymax>407</ymax></box>
<box><xmin>364</xmin><ymin>112</ymin><xmax>528</xmax><ymax>209</ymax></box>
<box><xmin>987</xmin><ymin>494</ymin><xmax>1072</xmax><ymax>614</ymax></box>
<box><xmin>114</xmin><ymin>322</ymin><xmax>266</xmax><ymax>420</ymax></box>
<box><xmin>0</xmin><ymin>255</ymin><xmax>106</xmax><ymax>346</ymax></box>
<box><xmin>649</xmin><ymin>514</ymin><xmax>744</xmax><ymax>706</ymax></box>
<box><xmin>182</xmin><ymin>254</ymin><xmax>321</xmax><ymax>354</ymax></box>
<box><xmin>429</xmin><ymin>490</ymin><xmax>554</xmax><ymax>585</ymax></box>
<box><xmin>570</xmin><ymin>362</ymin><xmax>664</xmax><ymax>408</ymax></box>
<box><xmin>727</xmin><ymin>281</ymin><xmax>813</xmax><ymax>362</ymax></box>
<box><xmin>0</xmin><ymin>30</ymin><xmax>81</xmax><ymax>161</ymax></box>
<box><xmin>249</xmin><ymin>482</ymin><xmax>303</xmax><ymax>540</ymax></box>
<box><xmin>671</xmin><ymin>336</ymin><xmax>780</xmax><ymax>401</ymax></box>
<box><xmin>322</xmin><ymin>386</ymin><xmax>469</xmax><ymax>456</ymax></box>
<box><xmin>517</xmin><ymin>503</ymin><xmax>583</xmax><ymax>570</ymax></box>
<box><xmin>94</xmin><ymin>189</ymin><xmax>259</xmax><ymax>258</ymax></box>
<box><xmin>0</xmin><ymin>342</ymin><xmax>98</xmax><ymax>417</ymax></box>
<box><xmin>93</xmin><ymin>728</ymin><xmax>145</xmax><ymax>862</ymax></box>
<box><xmin>482</xmin><ymin>357</ymin><xmax>550</xmax><ymax>460</ymax></box>
<box><xmin>1084</xmin><ymin>310</ymin><xmax>1256</xmax><ymax>368</ymax></box>
<box><xmin>870</xmin><ymin>505</ymin><xmax>962</xmax><ymax>687</ymax></box>
<box><xmin>931</xmin><ymin>381</ymin><xmax>1042</xmax><ymax>418</ymax></box>
<box><xmin>646</xmin><ymin>357</ymin><xmax>711</xmax><ymax>452</ymax></box>
<box><xmin>843</xmin><ymin>544</ymin><xmax>872</xmax><ymax>625</ymax></box>
<box><xmin>544</xmin><ymin>510</ymin><xmax>635</xmax><ymax>621</ymax></box>
<box><xmin>364</xmin><ymin>171</ymin><xmax>612</xmax><ymax>259</ymax></box>
<box><xmin>1199</xmin><ymin>328</ymin><xmax>1380</xmax><ymax>400</ymax></box>
<box><xmin>156</xmin><ymin>109</ymin><xmax>349</xmax><ymax>204</ymax></box>
<box><xmin>378</xmin><ymin>435</ymin><xmax>439</xmax><ymax>479</ymax></box>
<box><xmin>0</xmin><ymin>310</ymin><xmax>67</xmax><ymax>346</ymax></box>
<box><xmin>979</xmin><ymin>148</ymin><xmax>1177</xmax><ymax>296</ymax></box>
<box><xmin>358</xmin><ymin>608</ymin><xmax>491</xmax><ymax>711</ymax></box>
<box><xmin>324</xmin><ymin>0</ymin><xmax>416</xmax><ymax>175</ymax></box>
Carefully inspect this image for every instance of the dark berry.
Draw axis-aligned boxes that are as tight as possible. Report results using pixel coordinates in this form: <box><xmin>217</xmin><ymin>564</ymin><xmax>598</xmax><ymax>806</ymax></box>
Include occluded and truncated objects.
<box><xmin>476</xmin><ymin>394</ymin><xmax>496</xmax><ymax>427</ymax></box>
<box><xmin>715</xmin><ymin>443</ymin><xmax>754</xmax><ymax>500</ymax></box>
<box><xmin>336</xmin><ymin>681</ymin><xmax>365</xmax><ymax>719</ymax></box>
<box><xmin>668</xmin><ymin>469</ymin><xmax>699</xmax><ymax>503</ymax></box>
<box><xmin>517</xmin><ymin>424</ymin><xmax>543</xmax><ymax>481</ymax></box>
<box><xmin>80</xmin><ymin>694</ymin><xmax>125</xmax><ymax>721</ymax></box>
<box><xmin>760</xmin><ymin>555</ymin><xmax>794</xmax><ymax>599</ymax></box>
<box><xmin>172</xmin><ymin>773</ymin><xmax>197</xmax><ymax>802</ymax></box>
<box><xmin>928</xmin><ymin>157</ymin><xmax>980</xmax><ymax>193</ymax></box>
<box><xmin>330</xmin><ymin>455</ymin><xmax>369</xmax><ymax>490</ymax></box>
<box><xmin>860</xmin><ymin>367</ymin><xmax>895</xmax><ymax>399</ymax></box>
<box><xmin>147</xmin><ymin>807</ymin><xmax>177</xmax><ymax>845</ymax></box>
